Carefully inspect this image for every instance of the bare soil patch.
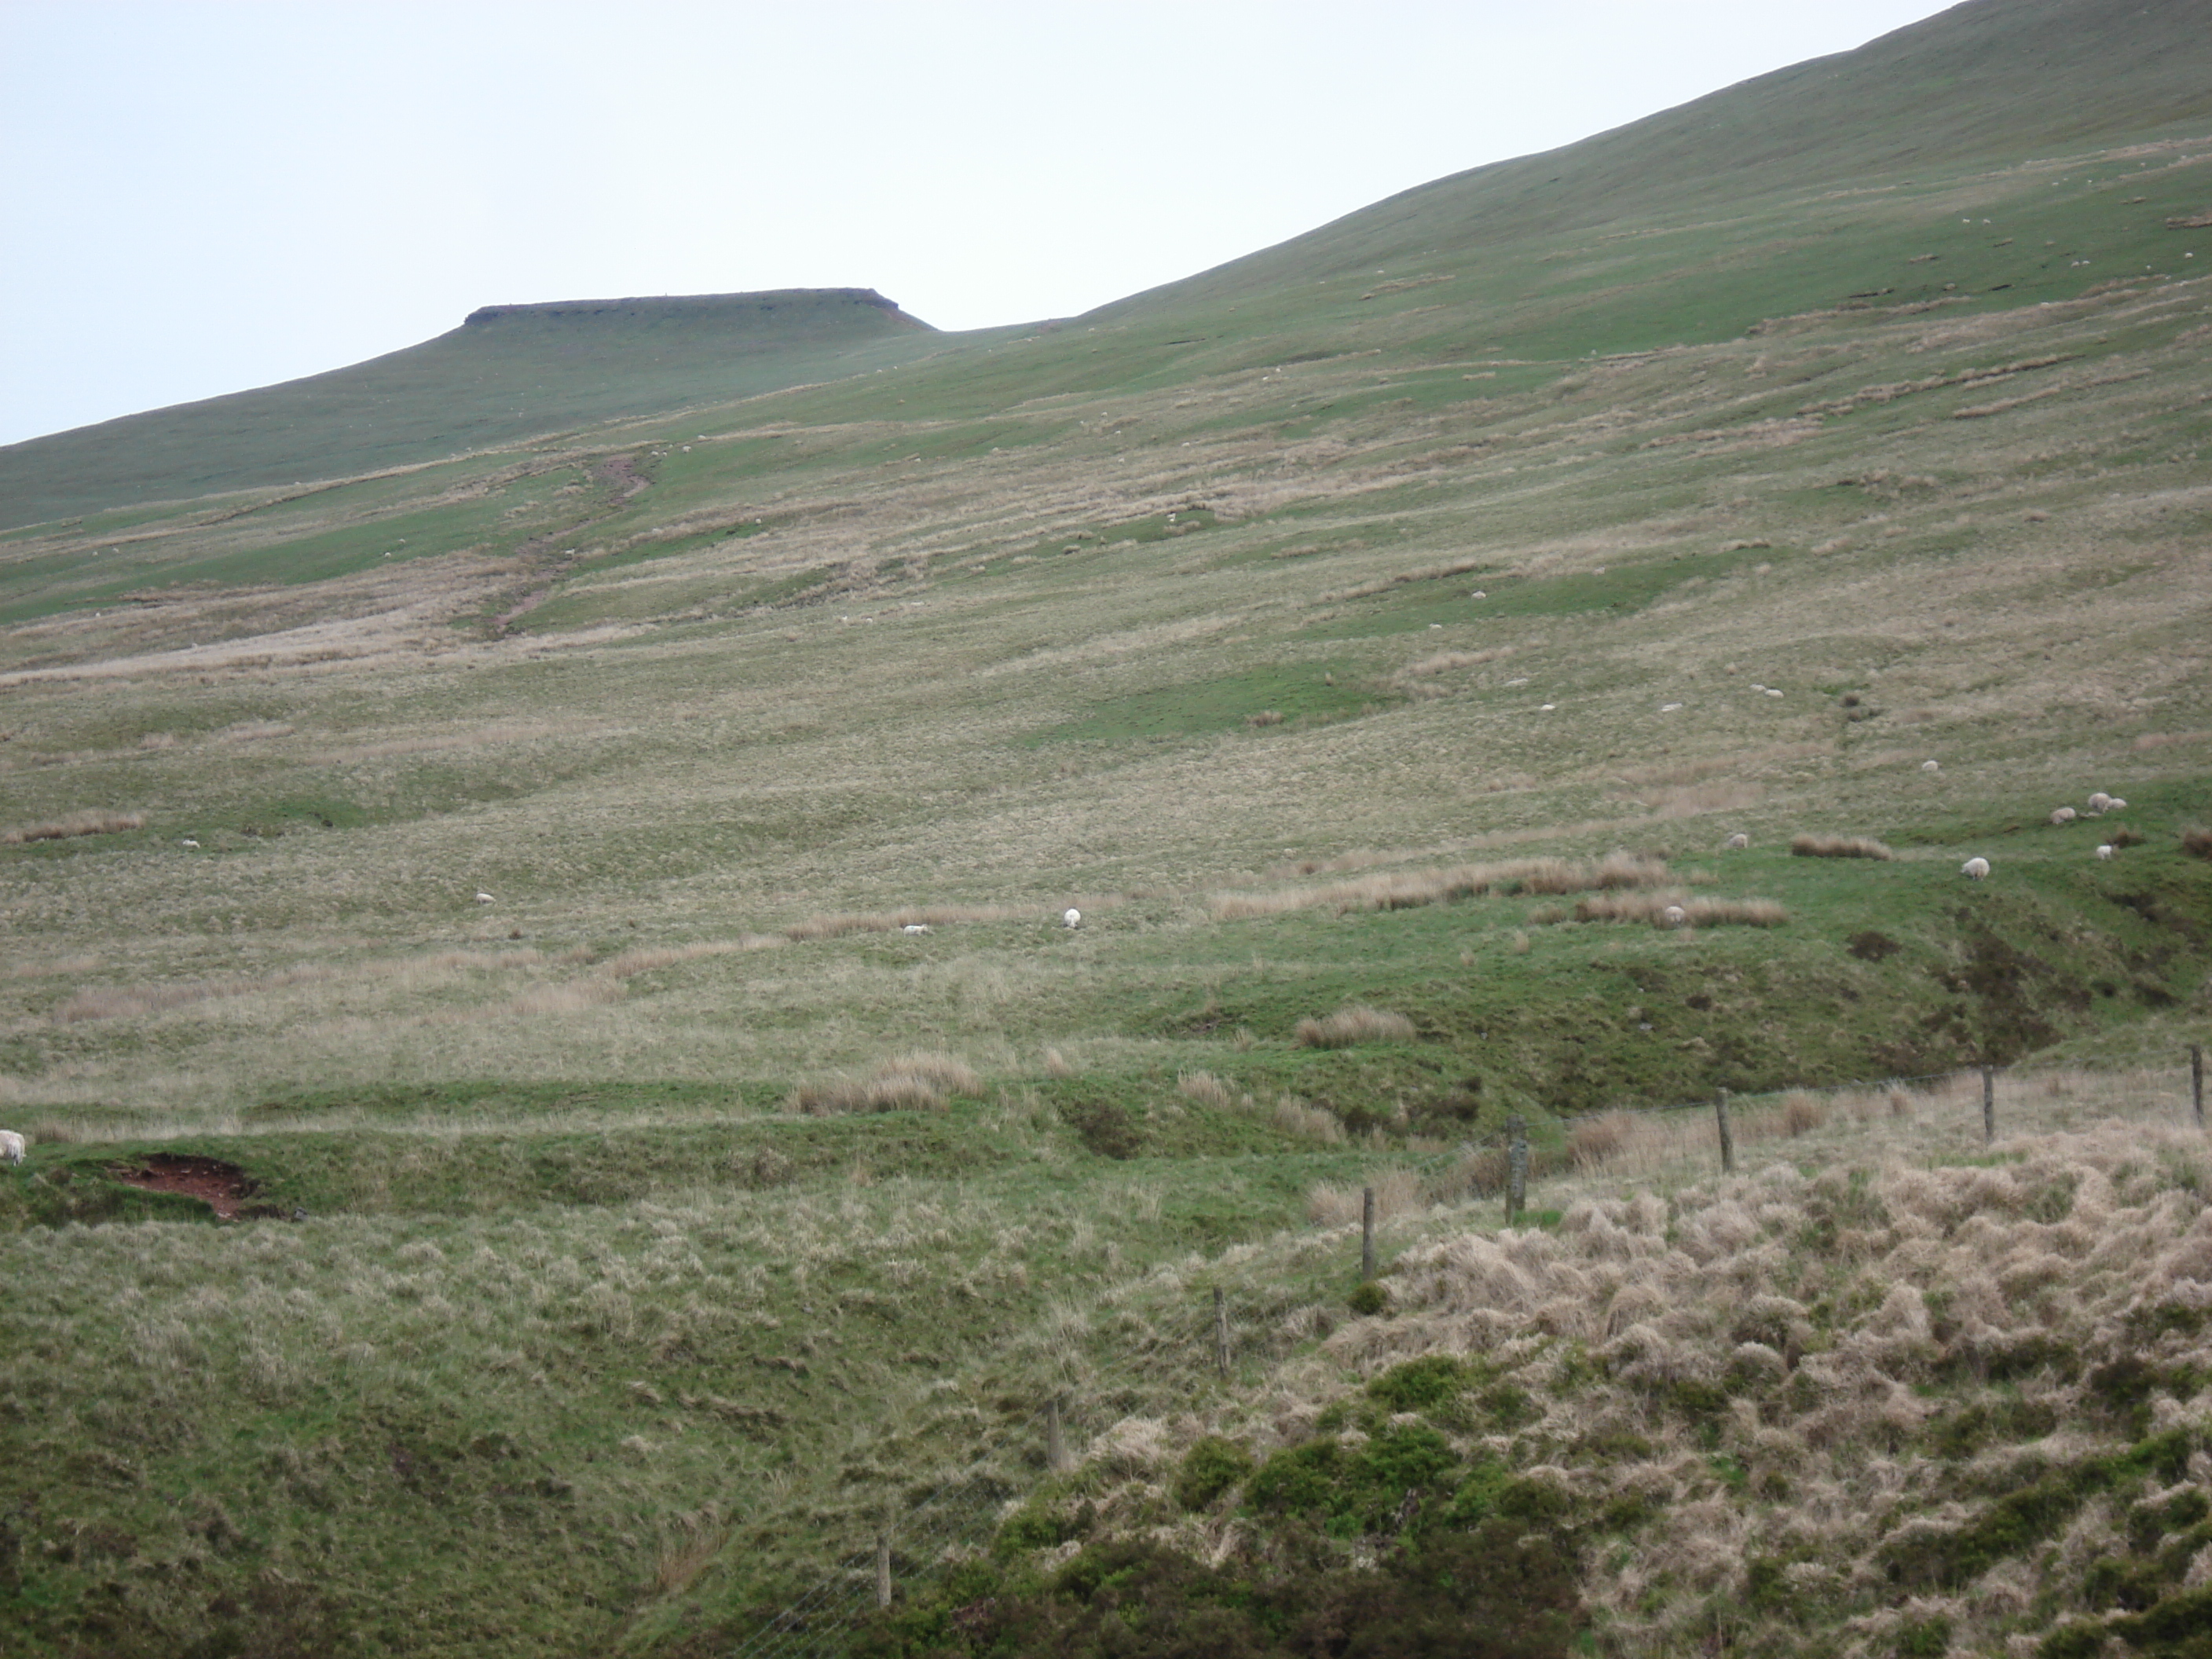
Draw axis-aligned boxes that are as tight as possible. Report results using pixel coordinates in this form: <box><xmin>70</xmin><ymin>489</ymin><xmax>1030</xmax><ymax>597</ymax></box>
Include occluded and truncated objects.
<box><xmin>109</xmin><ymin>1153</ymin><xmax>259</xmax><ymax>1218</ymax></box>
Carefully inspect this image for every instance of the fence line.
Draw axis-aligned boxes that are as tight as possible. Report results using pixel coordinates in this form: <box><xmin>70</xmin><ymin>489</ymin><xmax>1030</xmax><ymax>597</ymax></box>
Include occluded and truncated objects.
<box><xmin>726</xmin><ymin>1049</ymin><xmax>2210</xmax><ymax>1655</ymax></box>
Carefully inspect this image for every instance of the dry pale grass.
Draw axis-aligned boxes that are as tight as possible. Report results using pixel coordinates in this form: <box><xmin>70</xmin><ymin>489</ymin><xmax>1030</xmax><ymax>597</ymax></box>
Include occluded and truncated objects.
<box><xmin>1042</xmin><ymin>1047</ymin><xmax>1075</xmax><ymax>1078</ymax></box>
<box><xmin>782</xmin><ymin>903</ymin><xmax>1038</xmax><ymax>941</ymax></box>
<box><xmin>1790</xmin><ymin>833</ymin><xmax>1896</xmax><ymax>860</ymax></box>
<box><xmin>1568</xmin><ymin>1111</ymin><xmax>1635</xmax><ymax>1170</ymax></box>
<box><xmin>496</xmin><ymin>980</ymin><xmax>624</xmax><ymax>1018</ymax></box>
<box><xmin>1306</xmin><ymin>1115</ymin><xmax>2212</xmax><ymax>1654</ymax></box>
<box><xmin>594</xmin><ymin>938</ymin><xmax>782</xmax><ymax>978</ymax></box>
<box><xmin>1306</xmin><ymin>1166</ymin><xmax>1423</xmax><ymax>1226</ymax></box>
<box><xmin>1569</xmin><ymin>890</ymin><xmax>1789</xmax><ymax>928</ymax></box>
<box><xmin>1295</xmin><ymin>1005</ymin><xmax>1417</xmax><ymax>1049</ymax></box>
<box><xmin>0</xmin><ymin>809</ymin><xmax>144</xmax><ymax>844</ymax></box>
<box><xmin>653</xmin><ymin>1506</ymin><xmax>731</xmax><ymax>1596</ymax></box>
<box><xmin>1780</xmin><ymin>1090</ymin><xmax>1826</xmax><ymax>1136</ymax></box>
<box><xmin>8</xmin><ymin>953</ymin><xmax>102</xmax><ymax>980</ymax></box>
<box><xmin>1210</xmin><ymin>853</ymin><xmax>1668</xmax><ymax>920</ymax></box>
<box><xmin>788</xmin><ymin>1050</ymin><xmax>982</xmax><ymax>1115</ymax></box>
<box><xmin>1177</xmin><ymin>1070</ymin><xmax>1234</xmax><ymax>1108</ymax></box>
<box><xmin>1271</xmin><ymin>1096</ymin><xmax>1345</xmax><ymax>1144</ymax></box>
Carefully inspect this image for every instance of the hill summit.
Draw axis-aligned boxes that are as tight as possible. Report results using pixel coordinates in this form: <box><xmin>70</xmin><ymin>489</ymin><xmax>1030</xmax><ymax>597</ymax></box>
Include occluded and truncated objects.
<box><xmin>0</xmin><ymin>287</ymin><xmax>939</xmax><ymax>529</ymax></box>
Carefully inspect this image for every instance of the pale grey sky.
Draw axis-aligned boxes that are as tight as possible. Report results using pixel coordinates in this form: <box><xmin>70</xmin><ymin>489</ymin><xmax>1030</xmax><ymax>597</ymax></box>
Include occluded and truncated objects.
<box><xmin>0</xmin><ymin>1</ymin><xmax>1957</xmax><ymax>447</ymax></box>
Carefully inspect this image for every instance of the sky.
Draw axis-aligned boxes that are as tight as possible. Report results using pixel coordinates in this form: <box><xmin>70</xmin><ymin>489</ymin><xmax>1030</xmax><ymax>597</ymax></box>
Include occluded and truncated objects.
<box><xmin>0</xmin><ymin>1</ymin><xmax>1961</xmax><ymax>449</ymax></box>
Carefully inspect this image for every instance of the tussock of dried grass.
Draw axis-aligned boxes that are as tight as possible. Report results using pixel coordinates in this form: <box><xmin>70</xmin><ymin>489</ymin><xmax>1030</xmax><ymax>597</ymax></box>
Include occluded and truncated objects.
<box><xmin>1211</xmin><ymin>853</ymin><xmax>1668</xmax><ymax>921</ymax></box>
<box><xmin>1177</xmin><ymin>1071</ymin><xmax>1234</xmax><ymax>1108</ymax></box>
<box><xmin>1568</xmin><ymin>1111</ymin><xmax>1635</xmax><ymax>1170</ymax></box>
<box><xmin>1112</xmin><ymin>1114</ymin><xmax>2212</xmax><ymax>1657</ymax></box>
<box><xmin>1780</xmin><ymin>1090</ymin><xmax>1826</xmax><ymax>1136</ymax></box>
<box><xmin>1789</xmin><ymin>833</ymin><xmax>1895</xmax><ymax>860</ymax></box>
<box><xmin>1272</xmin><ymin>1097</ymin><xmax>1345</xmax><ymax>1144</ymax></box>
<box><xmin>653</xmin><ymin>1506</ymin><xmax>731</xmax><ymax>1595</ymax></box>
<box><xmin>789</xmin><ymin>1051</ymin><xmax>981</xmax><ymax>1115</ymax></box>
<box><xmin>1307</xmin><ymin>1167</ymin><xmax>1423</xmax><ymax>1226</ymax></box>
<box><xmin>1</xmin><ymin>809</ymin><xmax>144</xmax><ymax>844</ymax></box>
<box><xmin>1295</xmin><ymin>1005</ymin><xmax>1416</xmax><ymax>1049</ymax></box>
<box><xmin>1569</xmin><ymin>890</ymin><xmax>1788</xmax><ymax>928</ymax></box>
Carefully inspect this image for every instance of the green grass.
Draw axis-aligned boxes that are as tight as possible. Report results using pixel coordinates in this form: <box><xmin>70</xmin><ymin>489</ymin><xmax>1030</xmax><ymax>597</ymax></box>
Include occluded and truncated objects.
<box><xmin>1</xmin><ymin>6</ymin><xmax>2210</xmax><ymax>1654</ymax></box>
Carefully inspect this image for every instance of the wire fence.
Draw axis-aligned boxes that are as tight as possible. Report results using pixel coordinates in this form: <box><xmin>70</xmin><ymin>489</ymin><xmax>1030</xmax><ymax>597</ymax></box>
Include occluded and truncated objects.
<box><xmin>723</xmin><ymin>1044</ymin><xmax>2208</xmax><ymax>1656</ymax></box>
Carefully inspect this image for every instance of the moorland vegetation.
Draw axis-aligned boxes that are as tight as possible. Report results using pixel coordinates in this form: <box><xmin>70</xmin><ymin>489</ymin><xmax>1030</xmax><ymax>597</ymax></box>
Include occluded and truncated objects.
<box><xmin>2</xmin><ymin>0</ymin><xmax>2212</xmax><ymax>1653</ymax></box>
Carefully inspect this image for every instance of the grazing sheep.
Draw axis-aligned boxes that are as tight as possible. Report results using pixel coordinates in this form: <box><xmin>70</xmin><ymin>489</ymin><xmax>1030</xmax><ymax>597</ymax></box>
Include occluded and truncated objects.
<box><xmin>2089</xmin><ymin>792</ymin><xmax>2114</xmax><ymax>815</ymax></box>
<box><xmin>1663</xmin><ymin>905</ymin><xmax>1688</xmax><ymax>928</ymax></box>
<box><xmin>1723</xmin><ymin>833</ymin><xmax>1750</xmax><ymax>851</ymax></box>
<box><xmin>0</xmin><ymin>1130</ymin><xmax>23</xmax><ymax>1166</ymax></box>
<box><xmin>1063</xmin><ymin>908</ymin><xmax>1082</xmax><ymax>928</ymax></box>
<box><xmin>474</xmin><ymin>892</ymin><xmax>494</xmax><ymax>904</ymax></box>
<box><xmin>2050</xmin><ymin>808</ymin><xmax>2078</xmax><ymax>825</ymax></box>
<box><xmin>2097</xmin><ymin>844</ymin><xmax>2115</xmax><ymax>861</ymax></box>
<box><xmin>2108</xmin><ymin>797</ymin><xmax>2127</xmax><ymax>811</ymax></box>
<box><xmin>1921</xmin><ymin>760</ymin><xmax>1941</xmax><ymax>773</ymax></box>
<box><xmin>1962</xmin><ymin>857</ymin><xmax>1990</xmax><ymax>880</ymax></box>
<box><xmin>902</xmin><ymin>923</ymin><xmax>932</xmax><ymax>935</ymax></box>
<box><xmin>180</xmin><ymin>838</ymin><xmax>200</xmax><ymax>848</ymax></box>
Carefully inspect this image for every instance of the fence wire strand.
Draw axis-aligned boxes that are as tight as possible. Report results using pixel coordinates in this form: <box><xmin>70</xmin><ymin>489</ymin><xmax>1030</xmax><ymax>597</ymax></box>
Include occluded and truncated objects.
<box><xmin>727</xmin><ymin>1049</ymin><xmax>2206</xmax><ymax>1656</ymax></box>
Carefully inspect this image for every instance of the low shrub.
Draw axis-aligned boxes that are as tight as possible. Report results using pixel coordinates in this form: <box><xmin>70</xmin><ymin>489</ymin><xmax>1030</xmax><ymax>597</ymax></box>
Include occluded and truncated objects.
<box><xmin>1174</xmin><ymin>1436</ymin><xmax>1254</xmax><ymax>1511</ymax></box>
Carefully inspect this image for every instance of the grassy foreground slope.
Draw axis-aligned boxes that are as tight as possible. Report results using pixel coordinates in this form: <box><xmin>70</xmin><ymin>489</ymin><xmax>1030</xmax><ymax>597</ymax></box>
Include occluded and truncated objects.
<box><xmin>0</xmin><ymin>289</ymin><xmax>947</xmax><ymax>532</ymax></box>
<box><xmin>0</xmin><ymin>0</ymin><xmax>2210</xmax><ymax>1654</ymax></box>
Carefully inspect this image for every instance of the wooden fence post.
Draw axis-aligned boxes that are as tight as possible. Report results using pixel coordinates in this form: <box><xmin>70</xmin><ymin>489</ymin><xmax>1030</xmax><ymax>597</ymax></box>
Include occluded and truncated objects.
<box><xmin>2193</xmin><ymin>1046</ymin><xmax>2205</xmax><ymax>1130</ymax></box>
<box><xmin>1046</xmin><ymin>1397</ymin><xmax>1070</xmax><ymax>1474</ymax></box>
<box><xmin>1715</xmin><ymin>1090</ymin><xmax>1735</xmax><ymax>1174</ymax></box>
<box><xmin>1507</xmin><ymin>1115</ymin><xmax>1528</xmax><ymax>1222</ymax></box>
<box><xmin>1361</xmin><ymin>1187</ymin><xmax>1376</xmax><ymax>1280</ymax></box>
<box><xmin>1983</xmin><ymin>1065</ymin><xmax>1996</xmax><ymax>1145</ymax></box>
<box><xmin>876</xmin><ymin>1530</ymin><xmax>892</xmax><ymax>1610</ymax></box>
<box><xmin>1213</xmin><ymin>1287</ymin><xmax>1231</xmax><ymax>1379</ymax></box>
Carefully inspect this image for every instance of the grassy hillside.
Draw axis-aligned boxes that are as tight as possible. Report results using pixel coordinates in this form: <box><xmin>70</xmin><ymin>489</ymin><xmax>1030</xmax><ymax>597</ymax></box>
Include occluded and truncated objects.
<box><xmin>2</xmin><ymin>1</ymin><xmax>2211</xmax><ymax>1654</ymax></box>
<box><xmin>0</xmin><ymin>289</ymin><xmax>948</xmax><ymax>531</ymax></box>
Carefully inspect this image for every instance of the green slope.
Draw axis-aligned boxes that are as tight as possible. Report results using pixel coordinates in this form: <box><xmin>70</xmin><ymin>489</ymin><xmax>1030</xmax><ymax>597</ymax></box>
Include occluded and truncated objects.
<box><xmin>1118</xmin><ymin>0</ymin><xmax>2212</xmax><ymax>305</ymax></box>
<box><xmin>0</xmin><ymin>289</ymin><xmax>946</xmax><ymax>530</ymax></box>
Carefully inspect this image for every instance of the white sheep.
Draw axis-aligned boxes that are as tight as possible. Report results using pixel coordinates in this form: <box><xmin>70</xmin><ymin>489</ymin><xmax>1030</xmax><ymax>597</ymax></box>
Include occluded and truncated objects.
<box><xmin>2088</xmin><ymin>792</ymin><xmax>2114</xmax><ymax>815</ymax></box>
<box><xmin>2097</xmin><ymin>844</ymin><xmax>2115</xmax><ymax>861</ymax></box>
<box><xmin>474</xmin><ymin>892</ymin><xmax>494</xmax><ymax>904</ymax></box>
<box><xmin>180</xmin><ymin>838</ymin><xmax>200</xmax><ymax>849</ymax></box>
<box><xmin>2050</xmin><ymin>808</ymin><xmax>2078</xmax><ymax>825</ymax></box>
<box><xmin>2108</xmin><ymin>797</ymin><xmax>2127</xmax><ymax>811</ymax></box>
<box><xmin>902</xmin><ymin>923</ymin><xmax>931</xmax><ymax>935</ymax></box>
<box><xmin>1662</xmin><ymin>905</ymin><xmax>1687</xmax><ymax>928</ymax></box>
<box><xmin>0</xmin><ymin>1130</ymin><xmax>23</xmax><ymax>1166</ymax></box>
<box><xmin>1063</xmin><ymin>908</ymin><xmax>1082</xmax><ymax>929</ymax></box>
<box><xmin>1962</xmin><ymin>856</ymin><xmax>1990</xmax><ymax>880</ymax></box>
<box><xmin>1724</xmin><ymin>833</ymin><xmax>1749</xmax><ymax>851</ymax></box>
<box><xmin>1921</xmin><ymin>760</ymin><xmax>1941</xmax><ymax>773</ymax></box>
